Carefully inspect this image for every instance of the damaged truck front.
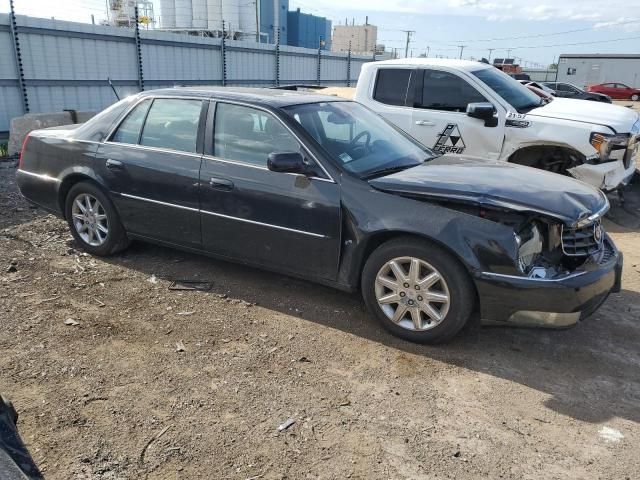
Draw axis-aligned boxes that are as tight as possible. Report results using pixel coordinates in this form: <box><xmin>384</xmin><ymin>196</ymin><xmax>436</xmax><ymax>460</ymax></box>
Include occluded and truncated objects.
<box><xmin>366</xmin><ymin>156</ymin><xmax>623</xmax><ymax>328</ymax></box>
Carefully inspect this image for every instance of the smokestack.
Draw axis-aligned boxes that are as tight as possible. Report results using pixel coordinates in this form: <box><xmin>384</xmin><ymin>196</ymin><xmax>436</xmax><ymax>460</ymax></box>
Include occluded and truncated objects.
<box><xmin>365</xmin><ymin>16</ymin><xmax>368</xmax><ymax>25</ymax></box>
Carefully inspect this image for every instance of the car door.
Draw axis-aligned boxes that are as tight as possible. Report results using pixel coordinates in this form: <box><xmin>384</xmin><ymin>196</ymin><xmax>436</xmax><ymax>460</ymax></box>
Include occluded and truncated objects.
<box><xmin>601</xmin><ymin>83</ymin><xmax>618</xmax><ymax>98</ymax></box>
<box><xmin>96</xmin><ymin>97</ymin><xmax>205</xmax><ymax>249</ymax></box>
<box><xmin>616</xmin><ymin>83</ymin><xmax>633</xmax><ymax>99</ymax></box>
<box><xmin>554</xmin><ymin>83</ymin><xmax>572</xmax><ymax>98</ymax></box>
<box><xmin>199</xmin><ymin>101</ymin><xmax>341</xmax><ymax>280</ymax></box>
<box><xmin>366</xmin><ymin>67</ymin><xmax>417</xmax><ymax>134</ymax></box>
<box><xmin>409</xmin><ymin>68</ymin><xmax>504</xmax><ymax>160</ymax></box>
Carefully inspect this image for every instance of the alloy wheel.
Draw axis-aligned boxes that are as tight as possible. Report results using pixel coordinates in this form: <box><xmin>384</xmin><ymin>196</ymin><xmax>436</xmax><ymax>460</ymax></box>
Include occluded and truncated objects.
<box><xmin>71</xmin><ymin>193</ymin><xmax>109</xmax><ymax>247</ymax></box>
<box><xmin>375</xmin><ymin>256</ymin><xmax>450</xmax><ymax>331</ymax></box>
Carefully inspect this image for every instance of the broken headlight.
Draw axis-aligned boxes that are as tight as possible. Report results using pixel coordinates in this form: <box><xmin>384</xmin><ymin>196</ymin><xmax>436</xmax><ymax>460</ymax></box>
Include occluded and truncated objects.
<box><xmin>589</xmin><ymin>132</ymin><xmax>629</xmax><ymax>162</ymax></box>
<box><xmin>515</xmin><ymin>223</ymin><xmax>544</xmax><ymax>273</ymax></box>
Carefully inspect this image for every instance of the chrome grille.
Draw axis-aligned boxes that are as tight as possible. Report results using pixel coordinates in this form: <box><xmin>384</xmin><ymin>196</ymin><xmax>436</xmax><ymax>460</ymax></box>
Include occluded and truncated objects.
<box><xmin>561</xmin><ymin>221</ymin><xmax>604</xmax><ymax>257</ymax></box>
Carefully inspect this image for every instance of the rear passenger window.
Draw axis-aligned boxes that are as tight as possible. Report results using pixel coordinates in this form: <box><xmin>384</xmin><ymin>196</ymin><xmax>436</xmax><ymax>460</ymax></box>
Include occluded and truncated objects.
<box><xmin>140</xmin><ymin>99</ymin><xmax>202</xmax><ymax>153</ymax></box>
<box><xmin>373</xmin><ymin>69</ymin><xmax>411</xmax><ymax>106</ymax></box>
<box><xmin>110</xmin><ymin>100</ymin><xmax>151</xmax><ymax>144</ymax></box>
<box><xmin>419</xmin><ymin>70</ymin><xmax>487</xmax><ymax>112</ymax></box>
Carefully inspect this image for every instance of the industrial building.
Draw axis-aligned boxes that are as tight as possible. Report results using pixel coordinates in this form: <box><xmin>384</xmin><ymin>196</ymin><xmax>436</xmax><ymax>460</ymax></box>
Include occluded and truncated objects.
<box><xmin>332</xmin><ymin>20</ymin><xmax>377</xmax><ymax>54</ymax></box>
<box><xmin>556</xmin><ymin>54</ymin><xmax>640</xmax><ymax>88</ymax></box>
<box><xmin>155</xmin><ymin>0</ymin><xmax>288</xmax><ymax>42</ymax></box>
<box><xmin>287</xmin><ymin>8</ymin><xmax>331</xmax><ymax>50</ymax></box>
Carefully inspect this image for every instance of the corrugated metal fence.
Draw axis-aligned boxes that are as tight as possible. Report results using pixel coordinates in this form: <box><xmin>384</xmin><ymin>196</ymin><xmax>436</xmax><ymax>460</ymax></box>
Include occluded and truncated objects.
<box><xmin>0</xmin><ymin>14</ymin><xmax>373</xmax><ymax>134</ymax></box>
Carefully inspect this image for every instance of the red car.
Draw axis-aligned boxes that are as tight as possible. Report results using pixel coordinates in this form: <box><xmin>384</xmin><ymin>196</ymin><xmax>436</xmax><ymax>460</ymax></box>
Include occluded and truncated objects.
<box><xmin>587</xmin><ymin>83</ymin><xmax>640</xmax><ymax>101</ymax></box>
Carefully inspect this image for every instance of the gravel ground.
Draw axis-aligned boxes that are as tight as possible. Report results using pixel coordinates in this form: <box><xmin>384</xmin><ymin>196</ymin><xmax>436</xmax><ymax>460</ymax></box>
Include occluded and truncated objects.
<box><xmin>1</xmin><ymin>165</ymin><xmax>639</xmax><ymax>480</ymax></box>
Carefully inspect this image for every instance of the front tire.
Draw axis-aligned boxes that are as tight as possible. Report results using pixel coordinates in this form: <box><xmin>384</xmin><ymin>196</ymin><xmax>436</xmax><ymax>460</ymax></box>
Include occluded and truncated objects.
<box><xmin>65</xmin><ymin>181</ymin><xmax>129</xmax><ymax>256</ymax></box>
<box><xmin>361</xmin><ymin>237</ymin><xmax>475</xmax><ymax>344</ymax></box>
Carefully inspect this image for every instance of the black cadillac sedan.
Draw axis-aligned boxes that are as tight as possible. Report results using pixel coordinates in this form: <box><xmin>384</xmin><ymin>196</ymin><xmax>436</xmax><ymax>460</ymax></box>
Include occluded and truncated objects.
<box><xmin>17</xmin><ymin>88</ymin><xmax>622</xmax><ymax>343</ymax></box>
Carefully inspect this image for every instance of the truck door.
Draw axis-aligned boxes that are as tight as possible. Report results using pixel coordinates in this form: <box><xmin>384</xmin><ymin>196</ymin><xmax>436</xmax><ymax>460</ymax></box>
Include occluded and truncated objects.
<box><xmin>409</xmin><ymin>69</ymin><xmax>504</xmax><ymax>161</ymax></box>
<box><xmin>363</xmin><ymin>67</ymin><xmax>416</xmax><ymax>135</ymax></box>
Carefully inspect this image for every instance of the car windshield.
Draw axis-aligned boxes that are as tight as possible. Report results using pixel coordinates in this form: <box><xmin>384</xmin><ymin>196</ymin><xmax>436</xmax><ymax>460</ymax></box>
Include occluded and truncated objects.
<box><xmin>283</xmin><ymin>101</ymin><xmax>435</xmax><ymax>178</ymax></box>
<box><xmin>472</xmin><ymin>67</ymin><xmax>545</xmax><ymax>113</ymax></box>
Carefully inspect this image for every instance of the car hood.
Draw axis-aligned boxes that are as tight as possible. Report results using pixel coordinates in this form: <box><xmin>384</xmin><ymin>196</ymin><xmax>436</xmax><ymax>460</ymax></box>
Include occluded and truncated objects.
<box><xmin>369</xmin><ymin>156</ymin><xmax>608</xmax><ymax>226</ymax></box>
<box><xmin>527</xmin><ymin>97</ymin><xmax>638</xmax><ymax>132</ymax></box>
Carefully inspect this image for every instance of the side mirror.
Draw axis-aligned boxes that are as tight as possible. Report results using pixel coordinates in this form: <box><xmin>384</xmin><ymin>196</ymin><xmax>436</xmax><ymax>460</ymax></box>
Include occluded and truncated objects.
<box><xmin>466</xmin><ymin>102</ymin><xmax>498</xmax><ymax>127</ymax></box>
<box><xmin>267</xmin><ymin>152</ymin><xmax>307</xmax><ymax>174</ymax></box>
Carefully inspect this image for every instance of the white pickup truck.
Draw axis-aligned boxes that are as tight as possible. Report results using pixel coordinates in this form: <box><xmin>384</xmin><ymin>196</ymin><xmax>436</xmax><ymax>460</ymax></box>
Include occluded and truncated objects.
<box><xmin>348</xmin><ymin>58</ymin><xmax>639</xmax><ymax>191</ymax></box>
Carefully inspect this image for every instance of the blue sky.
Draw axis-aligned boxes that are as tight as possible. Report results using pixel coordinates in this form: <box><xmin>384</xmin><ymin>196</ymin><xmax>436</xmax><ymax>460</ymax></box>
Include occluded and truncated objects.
<box><xmin>3</xmin><ymin>0</ymin><xmax>639</xmax><ymax>66</ymax></box>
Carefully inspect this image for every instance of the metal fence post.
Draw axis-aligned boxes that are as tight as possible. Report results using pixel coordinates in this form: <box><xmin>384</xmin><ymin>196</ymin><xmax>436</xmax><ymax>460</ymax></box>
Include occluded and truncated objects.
<box><xmin>275</xmin><ymin>29</ymin><xmax>280</xmax><ymax>87</ymax></box>
<box><xmin>133</xmin><ymin>6</ymin><xmax>145</xmax><ymax>91</ymax></box>
<box><xmin>346</xmin><ymin>42</ymin><xmax>352</xmax><ymax>87</ymax></box>
<box><xmin>9</xmin><ymin>0</ymin><xmax>29</xmax><ymax>113</ymax></box>
<box><xmin>221</xmin><ymin>20</ymin><xmax>227</xmax><ymax>86</ymax></box>
<box><xmin>317</xmin><ymin>46</ymin><xmax>322</xmax><ymax>85</ymax></box>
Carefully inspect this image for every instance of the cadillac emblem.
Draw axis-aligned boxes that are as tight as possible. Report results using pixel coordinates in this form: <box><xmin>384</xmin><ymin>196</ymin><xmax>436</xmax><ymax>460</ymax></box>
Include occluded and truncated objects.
<box><xmin>593</xmin><ymin>222</ymin><xmax>604</xmax><ymax>244</ymax></box>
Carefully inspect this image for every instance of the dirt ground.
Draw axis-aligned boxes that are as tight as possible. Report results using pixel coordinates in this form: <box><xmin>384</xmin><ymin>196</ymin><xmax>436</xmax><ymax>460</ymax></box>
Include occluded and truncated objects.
<box><xmin>1</xmin><ymin>163</ymin><xmax>639</xmax><ymax>480</ymax></box>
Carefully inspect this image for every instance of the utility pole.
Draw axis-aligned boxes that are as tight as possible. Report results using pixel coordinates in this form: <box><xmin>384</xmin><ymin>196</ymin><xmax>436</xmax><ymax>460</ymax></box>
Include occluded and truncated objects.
<box><xmin>426</xmin><ymin>46</ymin><xmax>430</xmax><ymax>57</ymax></box>
<box><xmin>458</xmin><ymin>45</ymin><xmax>466</xmax><ymax>59</ymax></box>
<box><xmin>506</xmin><ymin>48</ymin><xmax>512</xmax><ymax>59</ymax></box>
<box><xmin>401</xmin><ymin>30</ymin><xmax>414</xmax><ymax>58</ymax></box>
<box><xmin>487</xmin><ymin>48</ymin><xmax>494</xmax><ymax>62</ymax></box>
<box><xmin>254</xmin><ymin>0</ymin><xmax>259</xmax><ymax>42</ymax></box>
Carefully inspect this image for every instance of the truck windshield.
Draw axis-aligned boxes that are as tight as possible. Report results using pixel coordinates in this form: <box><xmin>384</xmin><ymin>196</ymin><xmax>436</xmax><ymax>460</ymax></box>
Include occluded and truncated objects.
<box><xmin>283</xmin><ymin>101</ymin><xmax>435</xmax><ymax>179</ymax></box>
<box><xmin>472</xmin><ymin>67</ymin><xmax>543</xmax><ymax>113</ymax></box>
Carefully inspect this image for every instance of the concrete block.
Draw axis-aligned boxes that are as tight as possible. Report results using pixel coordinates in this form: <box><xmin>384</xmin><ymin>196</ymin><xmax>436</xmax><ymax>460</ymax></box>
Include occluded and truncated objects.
<box><xmin>8</xmin><ymin>111</ymin><xmax>96</xmax><ymax>155</ymax></box>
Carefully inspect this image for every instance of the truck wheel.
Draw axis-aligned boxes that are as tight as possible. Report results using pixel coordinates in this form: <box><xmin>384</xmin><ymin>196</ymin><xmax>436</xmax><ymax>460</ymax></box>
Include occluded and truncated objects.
<box><xmin>361</xmin><ymin>237</ymin><xmax>475</xmax><ymax>344</ymax></box>
<box><xmin>631</xmin><ymin>94</ymin><xmax>639</xmax><ymax>101</ymax></box>
<box><xmin>65</xmin><ymin>181</ymin><xmax>129</xmax><ymax>256</ymax></box>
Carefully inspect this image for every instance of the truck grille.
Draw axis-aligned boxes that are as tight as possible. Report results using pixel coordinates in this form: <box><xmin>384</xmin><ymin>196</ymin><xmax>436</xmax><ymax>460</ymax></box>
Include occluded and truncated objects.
<box><xmin>561</xmin><ymin>220</ymin><xmax>604</xmax><ymax>257</ymax></box>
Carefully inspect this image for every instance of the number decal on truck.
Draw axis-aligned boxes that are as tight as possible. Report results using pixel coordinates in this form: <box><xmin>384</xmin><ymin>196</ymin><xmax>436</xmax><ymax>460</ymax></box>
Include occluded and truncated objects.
<box><xmin>433</xmin><ymin>124</ymin><xmax>466</xmax><ymax>154</ymax></box>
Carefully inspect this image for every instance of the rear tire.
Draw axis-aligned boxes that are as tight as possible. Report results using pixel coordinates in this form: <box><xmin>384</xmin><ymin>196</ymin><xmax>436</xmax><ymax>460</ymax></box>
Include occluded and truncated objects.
<box><xmin>631</xmin><ymin>94</ymin><xmax>639</xmax><ymax>101</ymax></box>
<box><xmin>65</xmin><ymin>181</ymin><xmax>129</xmax><ymax>256</ymax></box>
<box><xmin>361</xmin><ymin>237</ymin><xmax>475</xmax><ymax>344</ymax></box>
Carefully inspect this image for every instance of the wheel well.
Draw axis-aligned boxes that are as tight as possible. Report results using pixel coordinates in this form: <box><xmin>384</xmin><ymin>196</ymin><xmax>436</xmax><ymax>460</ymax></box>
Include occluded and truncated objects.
<box><xmin>356</xmin><ymin>231</ymin><xmax>480</xmax><ymax>310</ymax></box>
<box><xmin>58</xmin><ymin>174</ymin><xmax>99</xmax><ymax>219</ymax></box>
<box><xmin>508</xmin><ymin>145</ymin><xmax>584</xmax><ymax>174</ymax></box>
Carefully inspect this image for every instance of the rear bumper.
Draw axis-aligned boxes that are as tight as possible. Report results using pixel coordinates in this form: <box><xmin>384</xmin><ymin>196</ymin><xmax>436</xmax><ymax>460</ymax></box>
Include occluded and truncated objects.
<box><xmin>15</xmin><ymin>169</ymin><xmax>63</xmax><ymax>216</ymax></box>
<box><xmin>476</xmin><ymin>239</ymin><xmax>622</xmax><ymax>328</ymax></box>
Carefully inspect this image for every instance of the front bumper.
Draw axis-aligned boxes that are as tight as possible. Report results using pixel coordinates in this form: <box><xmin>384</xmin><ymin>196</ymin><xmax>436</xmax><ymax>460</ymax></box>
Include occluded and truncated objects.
<box><xmin>475</xmin><ymin>238</ymin><xmax>622</xmax><ymax>328</ymax></box>
<box><xmin>568</xmin><ymin>154</ymin><xmax>637</xmax><ymax>191</ymax></box>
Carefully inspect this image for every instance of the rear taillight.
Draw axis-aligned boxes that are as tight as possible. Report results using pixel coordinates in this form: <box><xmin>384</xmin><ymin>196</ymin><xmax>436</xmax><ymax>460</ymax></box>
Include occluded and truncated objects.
<box><xmin>18</xmin><ymin>134</ymin><xmax>30</xmax><ymax>169</ymax></box>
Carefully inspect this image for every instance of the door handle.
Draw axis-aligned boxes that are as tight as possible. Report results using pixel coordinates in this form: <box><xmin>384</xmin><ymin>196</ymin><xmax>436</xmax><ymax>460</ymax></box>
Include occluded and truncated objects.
<box><xmin>105</xmin><ymin>159</ymin><xmax>124</xmax><ymax>170</ymax></box>
<box><xmin>209</xmin><ymin>177</ymin><xmax>234</xmax><ymax>191</ymax></box>
<box><xmin>415</xmin><ymin>120</ymin><xmax>436</xmax><ymax>126</ymax></box>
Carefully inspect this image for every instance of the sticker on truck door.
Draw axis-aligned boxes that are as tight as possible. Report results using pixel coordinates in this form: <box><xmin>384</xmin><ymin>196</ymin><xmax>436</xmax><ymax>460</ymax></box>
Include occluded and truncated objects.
<box><xmin>433</xmin><ymin>124</ymin><xmax>465</xmax><ymax>154</ymax></box>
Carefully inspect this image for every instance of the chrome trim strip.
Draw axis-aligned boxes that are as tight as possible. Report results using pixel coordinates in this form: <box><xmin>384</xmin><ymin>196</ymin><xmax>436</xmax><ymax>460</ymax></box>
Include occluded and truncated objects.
<box><xmin>104</xmin><ymin>141</ymin><xmax>202</xmax><ymax>158</ymax></box>
<box><xmin>17</xmin><ymin>169</ymin><xmax>61</xmax><ymax>183</ymax></box>
<box><xmin>201</xmin><ymin>154</ymin><xmax>335</xmax><ymax>183</ymax></box>
<box><xmin>120</xmin><ymin>193</ymin><xmax>199</xmax><ymax>212</ymax></box>
<box><xmin>200</xmin><ymin>209</ymin><xmax>328</xmax><ymax>238</ymax></box>
<box><xmin>480</xmin><ymin>270</ymin><xmax>587</xmax><ymax>282</ymax></box>
<box><xmin>120</xmin><ymin>193</ymin><xmax>328</xmax><ymax>238</ymax></box>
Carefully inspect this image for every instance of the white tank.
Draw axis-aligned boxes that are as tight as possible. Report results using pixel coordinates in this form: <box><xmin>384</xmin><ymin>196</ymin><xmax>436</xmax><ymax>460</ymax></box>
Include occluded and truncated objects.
<box><xmin>175</xmin><ymin>0</ymin><xmax>193</xmax><ymax>28</ymax></box>
<box><xmin>222</xmin><ymin>0</ymin><xmax>240</xmax><ymax>36</ymax></box>
<box><xmin>159</xmin><ymin>0</ymin><xmax>176</xmax><ymax>28</ymax></box>
<box><xmin>239</xmin><ymin>0</ymin><xmax>257</xmax><ymax>39</ymax></box>
<box><xmin>206</xmin><ymin>0</ymin><xmax>222</xmax><ymax>31</ymax></box>
<box><xmin>192</xmin><ymin>0</ymin><xmax>208</xmax><ymax>29</ymax></box>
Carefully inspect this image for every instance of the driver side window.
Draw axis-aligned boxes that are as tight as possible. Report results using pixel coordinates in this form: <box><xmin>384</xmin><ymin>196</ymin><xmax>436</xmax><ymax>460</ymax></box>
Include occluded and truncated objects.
<box><xmin>214</xmin><ymin>103</ymin><xmax>300</xmax><ymax>167</ymax></box>
<box><xmin>418</xmin><ymin>69</ymin><xmax>487</xmax><ymax>112</ymax></box>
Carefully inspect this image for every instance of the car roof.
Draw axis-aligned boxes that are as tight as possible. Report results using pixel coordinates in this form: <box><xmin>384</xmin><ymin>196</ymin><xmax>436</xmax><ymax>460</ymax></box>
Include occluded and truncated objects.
<box><xmin>138</xmin><ymin>86</ymin><xmax>346</xmax><ymax>108</ymax></box>
<box><xmin>364</xmin><ymin>58</ymin><xmax>492</xmax><ymax>72</ymax></box>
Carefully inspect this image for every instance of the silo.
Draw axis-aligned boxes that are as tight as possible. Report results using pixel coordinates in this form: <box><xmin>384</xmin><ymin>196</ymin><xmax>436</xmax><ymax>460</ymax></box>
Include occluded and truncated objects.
<box><xmin>207</xmin><ymin>0</ymin><xmax>222</xmax><ymax>31</ymax></box>
<box><xmin>159</xmin><ymin>0</ymin><xmax>176</xmax><ymax>28</ymax></box>
<box><xmin>175</xmin><ymin>0</ymin><xmax>193</xmax><ymax>28</ymax></box>
<box><xmin>192</xmin><ymin>0</ymin><xmax>208</xmax><ymax>29</ymax></box>
<box><xmin>239</xmin><ymin>0</ymin><xmax>257</xmax><ymax>40</ymax></box>
<box><xmin>222</xmin><ymin>0</ymin><xmax>240</xmax><ymax>36</ymax></box>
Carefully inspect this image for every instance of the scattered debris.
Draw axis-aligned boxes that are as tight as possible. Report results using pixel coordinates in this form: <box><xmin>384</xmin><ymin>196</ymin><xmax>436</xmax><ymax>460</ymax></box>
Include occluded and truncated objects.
<box><xmin>6</xmin><ymin>264</ymin><xmax>17</xmax><ymax>273</ymax></box>
<box><xmin>338</xmin><ymin>400</ymin><xmax>351</xmax><ymax>407</ymax></box>
<box><xmin>598</xmin><ymin>426</ymin><xmax>624</xmax><ymax>443</ymax></box>
<box><xmin>176</xmin><ymin>311</ymin><xmax>195</xmax><ymax>316</ymax></box>
<box><xmin>175</xmin><ymin>341</ymin><xmax>186</xmax><ymax>352</ymax></box>
<box><xmin>277</xmin><ymin>418</ymin><xmax>296</xmax><ymax>432</ymax></box>
<box><xmin>94</xmin><ymin>298</ymin><xmax>106</xmax><ymax>307</ymax></box>
<box><xmin>147</xmin><ymin>275</ymin><xmax>159</xmax><ymax>284</ymax></box>
<box><xmin>297</xmin><ymin>356</ymin><xmax>312</xmax><ymax>363</ymax></box>
<box><xmin>139</xmin><ymin>425</ymin><xmax>172</xmax><ymax>465</ymax></box>
<box><xmin>168</xmin><ymin>279</ymin><xmax>213</xmax><ymax>291</ymax></box>
<box><xmin>64</xmin><ymin>318</ymin><xmax>80</xmax><ymax>326</ymax></box>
